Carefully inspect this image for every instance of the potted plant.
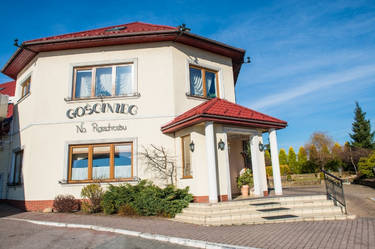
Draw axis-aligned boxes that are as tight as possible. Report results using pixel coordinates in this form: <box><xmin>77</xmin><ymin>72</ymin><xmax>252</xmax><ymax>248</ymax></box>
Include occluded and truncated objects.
<box><xmin>237</xmin><ymin>169</ymin><xmax>253</xmax><ymax>197</ymax></box>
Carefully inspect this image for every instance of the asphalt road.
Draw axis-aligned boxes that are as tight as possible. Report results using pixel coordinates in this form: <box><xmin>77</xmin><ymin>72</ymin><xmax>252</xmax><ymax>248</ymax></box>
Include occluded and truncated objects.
<box><xmin>0</xmin><ymin>219</ymin><xmax>194</xmax><ymax>249</ymax></box>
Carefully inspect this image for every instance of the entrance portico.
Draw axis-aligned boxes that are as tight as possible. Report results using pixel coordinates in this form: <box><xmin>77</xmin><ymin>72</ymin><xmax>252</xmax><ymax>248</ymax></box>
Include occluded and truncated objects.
<box><xmin>161</xmin><ymin>98</ymin><xmax>287</xmax><ymax>203</ymax></box>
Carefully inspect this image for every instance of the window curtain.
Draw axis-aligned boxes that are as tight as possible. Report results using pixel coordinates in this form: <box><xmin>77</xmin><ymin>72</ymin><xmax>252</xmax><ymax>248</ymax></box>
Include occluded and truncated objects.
<box><xmin>116</xmin><ymin>65</ymin><xmax>133</xmax><ymax>95</ymax></box>
<box><xmin>95</xmin><ymin>67</ymin><xmax>112</xmax><ymax>96</ymax></box>
<box><xmin>205</xmin><ymin>71</ymin><xmax>216</xmax><ymax>98</ymax></box>
<box><xmin>75</xmin><ymin>70</ymin><xmax>92</xmax><ymax>98</ymax></box>
<box><xmin>92</xmin><ymin>146</ymin><xmax>110</xmax><ymax>179</ymax></box>
<box><xmin>189</xmin><ymin>68</ymin><xmax>203</xmax><ymax>96</ymax></box>
<box><xmin>71</xmin><ymin>148</ymin><xmax>88</xmax><ymax>181</ymax></box>
<box><xmin>114</xmin><ymin>145</ymin><xmax>132</xmax><ymax>178</ymax></box>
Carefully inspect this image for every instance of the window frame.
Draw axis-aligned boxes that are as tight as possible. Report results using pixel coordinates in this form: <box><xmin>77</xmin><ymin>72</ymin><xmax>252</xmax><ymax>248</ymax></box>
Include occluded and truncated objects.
<box><xmin>68</xmin><ymin>142</ymin><xmax>133</xmax><ymax>183</ymax></box>
<box><xmin>181</xmin><ymin>135</ymin><xmax>193</xmax><ymax>179</ymax></box>
<box><xmin>189</xmin><ymin>65</ymin><xmax>220</xmax><ymax>99</ymax></box>
<box><xmin>20</xmin><ymin>77</ymin><xmax>31</xmax><ymax>98</ymax></box>
<box><xmin>9</xmin><ymin>149</ymin><xmax>23</xmax><ymax>186</ymax></box>
<box><xmin>72</xmin><ymin>63</ymin><xmax>134</xmax><ymax>100</ymax></box>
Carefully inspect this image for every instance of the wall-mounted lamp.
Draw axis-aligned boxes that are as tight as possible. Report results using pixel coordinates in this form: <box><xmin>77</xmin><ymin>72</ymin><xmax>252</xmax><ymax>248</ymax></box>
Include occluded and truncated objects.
<box><xmin>258</xmin><ymin>142</ymin><xmax>265</xmax><ymax>152</ymax></box>
<box><xmin>189</xmin><ymin>140</ymin><xmax>195</xmax><ymax>152</ymax></box>
<box><xmin>218</xmin><ymin>139</ymin><xmax>225</xmax><ymax>151</ymax></box>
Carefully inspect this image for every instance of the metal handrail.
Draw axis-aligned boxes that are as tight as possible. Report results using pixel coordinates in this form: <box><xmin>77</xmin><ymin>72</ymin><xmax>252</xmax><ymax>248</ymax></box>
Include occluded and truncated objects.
<box><xmin>322</xmin><ymin>170</ymin><xmax>347</xmax><ymax>214</ymax></box>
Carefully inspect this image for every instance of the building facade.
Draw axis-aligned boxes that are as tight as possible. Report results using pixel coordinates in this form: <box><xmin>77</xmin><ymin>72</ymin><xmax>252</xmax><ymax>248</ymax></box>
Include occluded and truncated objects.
<box><xmin>0</xmin><ymin>22</ymin><xmax>287</xmax><ymax>210</ymax></box>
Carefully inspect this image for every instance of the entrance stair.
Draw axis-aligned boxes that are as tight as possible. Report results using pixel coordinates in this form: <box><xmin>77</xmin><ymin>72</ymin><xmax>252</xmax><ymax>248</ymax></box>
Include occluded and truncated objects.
<box><xmin>174</xmin><ymin>195</ymin><xmax>355</xmax><ymax>226</ymax></box>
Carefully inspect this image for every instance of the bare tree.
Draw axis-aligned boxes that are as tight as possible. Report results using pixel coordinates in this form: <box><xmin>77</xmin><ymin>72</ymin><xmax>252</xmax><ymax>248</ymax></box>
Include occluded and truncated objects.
<box><xmin>340</xmin><ymin>142</ymin><xmax>372</xmax><ymax>174</ymax></box>
<box><xmin>140</xmin><ymin>145</ymin><xmax>177</xmax><ymax>185</ymax></box>
<box><xmin>305</xmin><ymin>132</ymin><xmax>334</xmax><ymax>169</ymax></box>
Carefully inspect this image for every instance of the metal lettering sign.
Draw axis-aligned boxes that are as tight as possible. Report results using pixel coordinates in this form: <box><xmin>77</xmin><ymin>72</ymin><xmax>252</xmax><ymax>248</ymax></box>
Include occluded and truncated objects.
<box><xmin>67</xmin><ymin>103</ymin><xmax>138</xmax><ymax>119</ymax></box>
<box><xmin>76</xmin><ymin>122</ymin><xmax>127</xmax><ymax>133</ymax></box>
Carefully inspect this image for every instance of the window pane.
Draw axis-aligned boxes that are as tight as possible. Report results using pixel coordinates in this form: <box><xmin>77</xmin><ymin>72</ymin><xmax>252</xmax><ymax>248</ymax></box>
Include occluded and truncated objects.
<box><xmin>95</xmin><ymin>67</ymin><xmax>112</xmax><ymax>97</ymax></box>
<box><xmin>75</xmin><ymin>70</ymin><xmax>92</xmax><ymax>98</ymax></box>
<box><xmin>205</xmin><ymin>71</ymin><xmax>217</xmax><ymax>98</ymax></box>
<box><xmin>14</xmin><ymin>151</ymin><xmax>23</xmax><ymax>184</ymax></box>
<box><xmin>71</xmin><ymin>147</ymin><xmax>89</xmax><ymax>180</ymax></box>
<box><xmin>115</xmin><ymin>65</ymin><xmax>133</xmax><ymax>95</ymax></box>
<box><xmin>92</xmin><ymin>146</ymin><xmax>110</xmax><ymax>179</ymax></box>
<box><xmin>114</xmin><ymin>145</ymin><xmax>132</xmax><ymax>178</ymax></box>
<box><xmin>183</xmin><ymin>136</ymin><xmax>191</xmax><ymax>177</ymax></box>
<box><xmin>189</xmin><ymin>67</ymin><xmax>203</xmax><ymax>96</ymax></box>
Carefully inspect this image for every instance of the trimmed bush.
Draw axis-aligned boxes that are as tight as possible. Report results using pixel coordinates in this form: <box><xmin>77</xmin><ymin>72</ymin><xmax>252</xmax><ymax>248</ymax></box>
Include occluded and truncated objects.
<box><xmin>81</xmin><ymin>183</ymin><xmax>104</xmax><ymax>213</ymax></box>
<box><xmin>101</xmin><ymin>180</ymin><xmax>193</xmax><ymax>217</ymax></box>
<box><xmin>266</xmin><ymin>165</ymin><xmax>290</xmax><ymax>176</ymax></box>
<box><xmin>358</xmin><ymin>152</ymin><xmax>375</xmax><ymax>178</ymax></box>
<box><xmin>53</xmin><ymin>194</ymin><xmax>80</xmax><ymax>212</ymax></box>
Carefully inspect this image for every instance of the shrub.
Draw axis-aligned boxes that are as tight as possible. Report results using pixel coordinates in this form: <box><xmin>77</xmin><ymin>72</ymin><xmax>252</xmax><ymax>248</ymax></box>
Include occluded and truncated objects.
<box><xmin>81</xmin><ymin>183</ymin><xmax>104</xmax><ymax>213</ymax></box>
<box><xmin>324</xmin><ymin>159</ymin><xmax>342</xmax><ymax>172</ymax></box>
<box><xmin>101</xmin><ymin>180</ymin><xmax>193</xmax><ymax>217</ymax></box>
<box><xmin>237</xmin><ymin>169</ymin><xmax>253</xmax><ymax>189</ymax></box>
<box><xmin>266</xmin><ymin>165</ymin><xmax>291</xmax><ymax>176</ymax></box>
<box><xmin>53</xmin><ymin>194</ymin><xmax>80</xmax><ymax>212</ymax></box>
<box><xmin>300</xmin><ymin>160</ymin><xmax>319</xmax><ymax>173</ymax></box>
<box><xmin>358</xmin><ymin>152</ymin><xmax>375</xmax><ymax>178</ymax></box>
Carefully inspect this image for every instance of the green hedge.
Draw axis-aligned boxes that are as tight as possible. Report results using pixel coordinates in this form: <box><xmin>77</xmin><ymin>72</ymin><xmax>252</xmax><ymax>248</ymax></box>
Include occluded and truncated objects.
<box><xmin>101</xmin><ymin>180</ymin><xmax>193</xmax><ymax>217</ymax></box>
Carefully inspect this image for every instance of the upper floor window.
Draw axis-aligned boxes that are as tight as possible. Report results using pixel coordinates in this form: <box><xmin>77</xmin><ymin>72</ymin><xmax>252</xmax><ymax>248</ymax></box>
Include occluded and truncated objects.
<box><xmin>21</xmin><ymin>77</ymin><xmax>31</xmax><ymax>98</ymax></box>
<box><xmin>189</xmin><ymin>65</ymin><xmax>219</xmax><ymax>99</ymax></box>
<box><xmin>73</xmin><ymin>64</ymin><xmax>134</xmax><ymax>100</ymax></box>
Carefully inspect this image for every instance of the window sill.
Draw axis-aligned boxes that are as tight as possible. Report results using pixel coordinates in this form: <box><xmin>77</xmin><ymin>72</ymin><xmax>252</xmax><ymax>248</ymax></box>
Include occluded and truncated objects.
<box><xmin>17</xmin><ymin>92</ymin><xmax>31</xmax><ymax>104</ymax></box>
<box><xmin>181</xmin><ymin>176</ymin><xmax>193</xmax><ymax>179</ymax></box>
<box><xmin>185</xmin><ymin>93</ymin><xmax>217</xmax><ymax>101</ymax></box>
<box><xmin>65</xmin><ymin>93</ymin><xmax>141</xmax><ymax>103</ymax></box>
<box><xmin>60</xmin><ymin>177</ymin><xmax>139</xmax><ymax>185</ymax></box>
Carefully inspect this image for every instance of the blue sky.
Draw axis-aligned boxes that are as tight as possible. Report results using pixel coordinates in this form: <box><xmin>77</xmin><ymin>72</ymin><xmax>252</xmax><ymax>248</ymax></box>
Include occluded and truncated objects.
<box><xmin>1</xmin><ymin>0</ymin><xmax>374</xmax><ymax>150</ymax></box>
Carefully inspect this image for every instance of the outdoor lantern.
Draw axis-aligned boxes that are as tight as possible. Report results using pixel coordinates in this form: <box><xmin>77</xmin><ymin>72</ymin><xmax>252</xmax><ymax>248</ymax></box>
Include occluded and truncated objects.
<box><xmin>189</xmin><ymin>140</ymin><xmax>195</xmax><ymax>152</ymax></box>
<box><xmin>258</xmin><ymin>142</ymin><xmax>265</xmax><ymax>152</ymax></box>
<box><xmin>218</xmin><ymin>139</ymin><xmax>225</xmax><ymax>151</ymax></box>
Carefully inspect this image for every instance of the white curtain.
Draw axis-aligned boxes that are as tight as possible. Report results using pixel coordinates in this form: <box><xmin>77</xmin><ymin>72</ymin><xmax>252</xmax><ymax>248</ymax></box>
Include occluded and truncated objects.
<box><xmin>205</xmin><ymin>71</ymin><xmax>216</xmax><ymax>98</ymax></box>
<box><xmin>71</xmin><ymin>167</ymin><xmax>88</xmax><ymax>181</ymax></box>
<box><xmin>116</xmin><ymin>65</ymin><xmax>133</xmax><ymax>95</ymax></box>
<box><xmin>95</xmin><ymin>67</ymin><xmax>112</xmax><ymax>96</ymax></box>
<box><xmin>75</xmin><ymin>70</ymin><xmax>92</xmax><ymax>98</ymax></box>
<box><xmin>115</xmin><ymin>166</ymin><xmax>131</xmax><ymax>178</ymax></box>
<box><xmin>189</xmin><ymin>68</ymin><xmax>203</xmax><ymax>96</ymax></box>
<box><xmin>114</xmin><ymin>145</ymin><xmax>132</xmax><ymax>178</ymax></box>
<box><xmin>93</xmin><ymin>166</ymin><xmax>110</xmax><ymax>179</ymax></box>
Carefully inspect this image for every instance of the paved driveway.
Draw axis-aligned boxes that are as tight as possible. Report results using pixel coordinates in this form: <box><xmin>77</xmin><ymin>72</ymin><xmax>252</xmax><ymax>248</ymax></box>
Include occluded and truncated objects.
<box><xmin>0</xmin><ymin>219</ymin><xmax>193</xmax><ymax>249</ymax></box>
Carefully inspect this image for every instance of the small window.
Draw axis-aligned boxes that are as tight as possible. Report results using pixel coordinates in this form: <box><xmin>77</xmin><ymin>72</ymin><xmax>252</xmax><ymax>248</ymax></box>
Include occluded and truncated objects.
<box><xmin>73</xmin><ymin>64</ymin><xmax>134</xmax><ymax>99</ymax></box>
<box><xmin>68</xmin><ymin>142</ymin><xmax>133</xmax><ymax>183</ymax></box>
<box><xmin>21</xmin><ymin>77</ymin><xmax>31</xmax><ymax>98</ymax></box>
<box><xmin>8</xmin><ymin>150</ymin><xmax>23</xmax><ymax>185</ymax></box>
<box><xmin>189</xmin><ymin>65</ymin><xmax>219</xmax><ymax>99</ymax></box>
<box><xmin>181</xmin><ymin>135</ymin><xmax>192</xmax><ymax>178</ymax></box>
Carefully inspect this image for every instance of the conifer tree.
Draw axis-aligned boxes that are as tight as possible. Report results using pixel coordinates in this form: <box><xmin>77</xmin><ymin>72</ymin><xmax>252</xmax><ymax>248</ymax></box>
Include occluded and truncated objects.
<box><xmin>349</xmin><ymin>102</ymin><xmax>375</xmax><ymax>149</ymax></box>
<box><xmin>288</xmin><ymin>147</ymin><xmax>297</xmax><ymax>173</ymax></box>
<box><xmin>279</xmin><ymin>148</ymin><xmax>288</xmax><ymax>165</ymax></box>
<box><xmin>297</xmin><ymin>146</ymin><xmax>307</xmax><ymax>164</ymax></box>
<box><xmin>331</xmin><ymin>142</ymin><xmax>342</xmax><ymax>160</ymax></box>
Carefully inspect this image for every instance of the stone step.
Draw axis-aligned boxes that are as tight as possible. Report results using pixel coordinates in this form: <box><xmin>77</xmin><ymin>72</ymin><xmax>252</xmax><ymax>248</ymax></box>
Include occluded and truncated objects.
<box><xmin>176</xmin><ymin>205</ymin><xmax>343</xmax><ymax>221</ymax></box>
<box><xmin>174</xmin><ymin>214</ymin><xmax>356</xmax><ymax>226</ymax></box>
<box><xmin>188</xmin><ymin>195</ymin><xmax>327</xmax><ymax>209</ymax></box>
<box><xmin>183</xmin><ymin>199</ymin><xmax>335</xmax><ymax>215</ymax></box>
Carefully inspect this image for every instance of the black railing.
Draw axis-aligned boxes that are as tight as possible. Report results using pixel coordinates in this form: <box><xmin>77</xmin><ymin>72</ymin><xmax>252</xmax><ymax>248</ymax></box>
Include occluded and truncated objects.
<box><xmin>322</xmin><ymin>170</ymin><xmax>347</xmax><ymax>214</ymax></box>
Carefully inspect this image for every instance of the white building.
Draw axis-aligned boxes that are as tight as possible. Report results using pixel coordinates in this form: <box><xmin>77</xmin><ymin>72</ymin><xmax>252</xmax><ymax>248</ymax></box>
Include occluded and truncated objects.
<box><xmin>0</xmin><ymin>22</ymin><xmax>287</xmax><ymax>210</ymax></box>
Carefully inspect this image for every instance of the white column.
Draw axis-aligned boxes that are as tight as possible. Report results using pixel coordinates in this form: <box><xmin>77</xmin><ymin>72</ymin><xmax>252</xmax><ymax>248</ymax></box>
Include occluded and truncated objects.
<box><xmin>269</xmin><ymin>128</ymin><xmax>283</xmax><ymax>195</ymax></box>
<box><xmin>258</xmin><ymin>135</ymin><xmax>268</xmax><ymax>193</ymax></box>
<box><xmin>223</xmin><ymin>132</ymin><xmax>232</xmax><ymax>201</ymax></box>
<box><xmin>205</xmin><ymin>121</ymin><xmax>218</xmax><ymax>203</ymax></box>
<box><xmin>250</xmin><ymin>135</ymin><xmax>262</xmax><ymax>196</ymax></box>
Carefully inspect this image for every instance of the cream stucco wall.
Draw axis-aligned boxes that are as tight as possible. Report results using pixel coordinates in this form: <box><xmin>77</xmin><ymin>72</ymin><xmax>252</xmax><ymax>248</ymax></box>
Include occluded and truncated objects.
<box><xmin>5</xmin><ymin>41</ymin><xmax>237</xmax><ymax>201</ymax></box>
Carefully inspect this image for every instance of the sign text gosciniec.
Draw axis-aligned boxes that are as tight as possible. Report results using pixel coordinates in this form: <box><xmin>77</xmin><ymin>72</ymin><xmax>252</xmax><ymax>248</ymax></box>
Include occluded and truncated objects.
<box><xmin>66</xmin><ymin>103</ymin><xmax>138</xmax><ymax>119</ymax></box>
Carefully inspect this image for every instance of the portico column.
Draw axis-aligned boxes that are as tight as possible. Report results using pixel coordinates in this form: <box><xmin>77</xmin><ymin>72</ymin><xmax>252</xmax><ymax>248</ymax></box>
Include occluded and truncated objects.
<box><xmin>205</xmin><ymin>121</ymin><xmax>218</xmax><ymax>203</ymax></box>
<box><xmin>250</xmin><ymin>135</ymin><xmax>262</xmax><ymax>196</ymax></box>
<box><xmin>223</xmin><ymin>132</ymin><xmax>232</xmax><ymax>201</ymax></box>
<box><xmin>269</xmin><ymin>128</ymin><xmax>283</xmax><ymax>195</ymax></box>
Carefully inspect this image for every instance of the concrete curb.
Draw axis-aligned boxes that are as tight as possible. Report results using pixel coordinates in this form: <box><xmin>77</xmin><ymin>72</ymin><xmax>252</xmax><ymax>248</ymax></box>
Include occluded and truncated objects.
<box><xmin>2</xmin><ymin>217</ymin><xmax>259</xmax><ymax>249</ymax></box>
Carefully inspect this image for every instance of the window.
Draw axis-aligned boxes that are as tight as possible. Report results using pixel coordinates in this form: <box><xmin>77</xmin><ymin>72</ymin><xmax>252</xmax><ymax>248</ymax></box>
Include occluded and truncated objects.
<box><xmin>68</xmin><ymin>142</ymin><xmax>133</xmax><ymax>183</ymax></box>
<box><xmin>73</xmin><ymin>64</ymin><xmax>134</xmax><ymax>99</ymax></box>
<box><xmin>189</xmin><ymin>65</ymin><xmax>219</xmax><ymax>99</ymax></box>
<box><xmin>8</xmin><ymin>150</ymin><xmax>23</xmax><ymax>185</ymax></box>
<box><xmin>181</xmin><ymin>135</ymin><xmax>192</xmax><ymax>178</ymax></box>
<box><xmin>21</xmin><ymin>77</ymin><xmax>31</xmax><ymax>98</ymax></box>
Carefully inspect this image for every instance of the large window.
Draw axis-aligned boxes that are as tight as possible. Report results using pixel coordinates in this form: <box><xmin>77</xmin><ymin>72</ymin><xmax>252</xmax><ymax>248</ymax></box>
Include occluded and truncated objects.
<box><xmin>73</xmin><ymin>64</ymin><xmax>134</xmax><ymax>99</ymax></box>
<box><xmin>68</xmin><ymin>142</ymin><xmax>133</xmax><ymax>183</ymax></box>
<box><xmin>8</xmin><ymin>150</ymin><xmax>23</xmax><ymax>185</ymax></box>
<box><xmin>21</xmin><ymin>77</ymin><xmax>31</xmax><ymax>98</ymax></box>
<box><xmin>189</xmin><ymin>65</ymin><xmax>219</xmax><ymax>99</ymax></box>
<box><xmin>181</xmin><ymin>135</ymin><xmax>192</xmax><ymax>178</ymax></box>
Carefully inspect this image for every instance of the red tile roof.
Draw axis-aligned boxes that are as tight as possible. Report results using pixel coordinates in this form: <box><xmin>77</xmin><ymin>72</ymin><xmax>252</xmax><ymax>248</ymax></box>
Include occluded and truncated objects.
<box><xmin>0</xmin><ymin>81</ymin><xmax>16</xmax><ymax>96</ymax></box>
<box><xmin>161</xmin><ymin>98</ymin><xmax>287</xmax><ymax>133</ymax></box>
<box><xmin>26</xmin><ymin>22</ymin><xmax>178</xmax><ymax>43</ymax></box>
